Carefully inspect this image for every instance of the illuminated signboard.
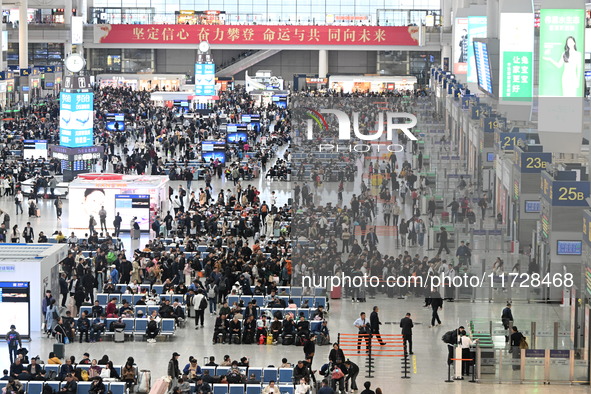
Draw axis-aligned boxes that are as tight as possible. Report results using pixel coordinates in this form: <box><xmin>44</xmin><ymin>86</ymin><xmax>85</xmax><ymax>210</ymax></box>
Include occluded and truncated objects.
<box><xmin>59</xmin><ymin>92</ymin><xmax>94</xmax><ymax>148</ymax></box>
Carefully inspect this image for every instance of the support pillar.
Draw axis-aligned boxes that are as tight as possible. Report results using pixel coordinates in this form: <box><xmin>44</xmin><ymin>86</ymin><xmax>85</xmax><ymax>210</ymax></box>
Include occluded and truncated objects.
<box><xmin>18</xmin><ymin>0</ymin><xmax>28</xmax><ymax>69</ymax></box>
<box><xmin>318</xmin><ymin>49</ymin><xmax>328</xmax><ymax>78</ymax></box>
<box><xmin>64</xmin><ymin>0</ymin><xmax>73</xmax><ymax>56</ymax></box>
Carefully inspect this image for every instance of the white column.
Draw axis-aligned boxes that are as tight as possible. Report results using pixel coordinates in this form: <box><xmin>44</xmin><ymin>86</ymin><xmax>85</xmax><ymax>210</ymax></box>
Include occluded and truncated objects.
<box><xmin>318</xmin><ymin>49</ymin><xmax>328</xmax><ymax>78</ymax></box>
<box><xmin>18</xmin><ymin>0</ymin><xmax>28</xmax><ymax>69</ymax></box>
<box><xmin>64</xmin><ymin>0</ymin><xmax>73</xmax><ymax>56</ymax></box>
<box><xmin>487</xmin><ymin>0</ymin><xmax>499</xmax><ymax>39</ymax></box>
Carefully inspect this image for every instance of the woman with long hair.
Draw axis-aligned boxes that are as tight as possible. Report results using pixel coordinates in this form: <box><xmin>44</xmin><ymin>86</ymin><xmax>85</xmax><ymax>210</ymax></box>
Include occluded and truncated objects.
<box><xmin>543</xmin><ymin>36</ymin><xmax>583</xmax><ymax>97</ymax></box>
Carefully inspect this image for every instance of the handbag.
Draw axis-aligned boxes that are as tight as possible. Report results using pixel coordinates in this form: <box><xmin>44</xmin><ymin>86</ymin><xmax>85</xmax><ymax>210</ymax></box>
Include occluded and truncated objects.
<box><xmin>331</xmin><ymin>367</ymin><xmax>345</xmax><ymax>380</ymax></box>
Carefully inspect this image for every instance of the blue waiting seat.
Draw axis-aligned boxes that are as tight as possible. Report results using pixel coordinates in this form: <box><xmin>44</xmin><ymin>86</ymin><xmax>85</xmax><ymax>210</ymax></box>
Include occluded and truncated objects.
<box><xmin>79</xmin><ymin>306</ymin><xmax>92</xmax><ymax>316</ymax></box>
<box><xmin>109</xmin><ymin>382</ymin><xmax>126</xmax><ymax>394</ymax></box>
<box><xmin>78</xmin><ymin>365</ymin><xmax>90</xmax><ymax>371</ymax></box>
<box><xmin>44</xmin><ymin>365</ymin><xmax>60</xmax><ymax>376</ymax></box>
<box><xmin>278</xmin><ymin>368</ymin><xmax>293</xmax><ymax>384</ymax></box>
<box><xmin>106</xmin><ymin>318</ymin><xmax>118</xmax><ymax>331</ymax></box>
<box><xmin>45</xmin><ymin>382</ymin><xmax>60</xmax><ymax>392</ymax></box>
<box><xmin>133</xmin><ymin>294</ymin><xmax>145</xmax><ymax>304</ymax></box>
<box><xmin>290</xmin><ymin>287</ymin><xmax>303</xmax><ymax>297</ymax></box>
<box><xmin>314</xmin><ymin>288</ymin><xmax>325</xmax><ymax>297</ymax></box>
<box><xmin>135</xmin><ymin>305</ymin><xmax>147</xmax><ymax>316</ymax></box>
<box><xmin>252</xmin><ymin>296</ymin><xmax>264</xmax><ymax>306</ymax></box>
<box><xmin>229</xmin><ymin>384</ymin><xmax>244</xmax><ymax>394</ymax></box>
<box><xmin>298</xmin><ymin>309</ymin><xmax>310</xmax><ymax>319</ymax></box>
<box><xmin>122</xmin><ymin>318</ymin><xmax>135</xmax><ymax>334</ymax></box>
<box><xmin>228</xmin><ymin>295</ymin><xmax>240</xmax><ymax>306</ymax></box>
<box><xmin>278</xmin><ymin>385</ymin><xmax>294</xmax><ymax>393</ymax></box>
<box><xmin>152</xmin><ymin>285</ymin><xmax>164</xmax><ymax>294</ymax></box>
<box><xmin>161</xmin><ymin>319</ymin><xmax>176</xmax><ymax>335</ymax></box>
<box><xmin>310</xmin><ymin>321</ymin><xmax>322</xmax><ymax>333</ymax></box>
<box><xmin>97</xmin><ymin>294</ymin><xmax>109</xmax><ymax>304</ymax></box>
<box><xmin>246</xmin><ymin>385</ymin><xmax>261</xmax><ymax>394</ymax></box>
<box><xmin>263</xmin><ymin>368</ymin><xmax>278</xmax><ymax>383</ymax></box>
<box><xmin>27</xmin><ymin>382</ymin><xmax>43</xmax><ymax>394</ymax></box>
<box><xmin>115</xmin><ymin>284</ymin><xmax>127</xmax><ymax>293</ymax></box>
<box><xmin>216</xmin><ymin>367</ymin><xmax>230</xmax><ymax>376</ymax></box>
<box><xmin>77</xmin><ymin>382</ymin><xmax>93</xmax><ymax>394</ymax></box>
<box><xmin>247</xmin><ymin>368</ymin><xmax>262</xmax><ymax>382</ymax></box>
<box><xmin>202</xmin><ymin>366</ymin><xmax>216</xmax><ymax>376</ymax></box>
<box><xmin>302</xmin><ymin>297</ymin><xmax>314</xmax><ymax>307</ymax></box>
<box><xmin>135</xmin><ymin>318</ymin><xmax>148</xmax><ymax>334</ymax></box>
<box><xmin>213</xmin><ymin>384</ymin><xmax>228</xmax><ymax>394</ymax></box>
<box><xmin>113</xmin><ymin>366</ymin><xmax>122</xmax><ymax>375</ymax></box>
<box><xmin>315</xmin><ymin>297</ymin><xmax>326</xmax><ymax>308</ymax></box>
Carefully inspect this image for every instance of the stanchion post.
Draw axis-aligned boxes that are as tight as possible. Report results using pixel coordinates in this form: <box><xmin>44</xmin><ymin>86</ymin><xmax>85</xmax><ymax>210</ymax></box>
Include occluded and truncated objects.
<box><xmin>401</xmin><ymin>340</ymin><xmax>410</xmax><ymax>379</ymax></box>
<box><xmin>445</xmin><ymin>362</ymin><xmax>454</xmax><ymax>383</ymax></box>
<box><xmin>531</xmin><ymin>321</ymin><xmax>536</xmax><ymax>349</ymax></box>
<box><xmin>475</xmin><ymin>344</ymin><xmax>481</xmax><ymax>382</ymax></box>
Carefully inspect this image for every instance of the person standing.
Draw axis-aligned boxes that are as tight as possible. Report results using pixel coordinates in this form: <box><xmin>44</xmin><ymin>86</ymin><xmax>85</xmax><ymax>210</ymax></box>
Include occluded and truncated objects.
<box><xmin>14</xmin><ymin>190</ymin><xmax>23</xmax><ymax>215</ymax></box>
<box><xmin>428</xmin><ymin>197</ymin><xmax>436</xmax><ymax>219</ymax></box>
<box><xmin>510</xmin><ymin>326</ymin><xmax>525</xmax><ymax>370</ymax></box>
<box><xmin>370</xmin><ymin>306</ymin><xmax>386</xmax><ymax>346</ymax></box>
<box><xmin>22</xmin><ymin>222</ymin><xmax>34</xmax><ymax>243</ymax></box>
<box><xmin>303</xmin><ymin>334</ymin><xmax>316</xmax><ymax>368</ymax></box>
<box><xmin>437</xmin><ymin>227</ymin><xmax>450</xmax><ymax>255</ymax></box>
<box><xmin>430</xmin><ymin>292</ymin><xmax>443</xmax><ymax>327</ymax></box>
<box><xmin>353</xmin><ymin>312</ymin><xmax>371</xmax><ymax>353</ymax></box>
<box><xmin>478</xmin><ymin>195</ymin><xmax>488</xmax><ymax>219</ymax></box>
<box><xmin>501</xmin><ymin>303</ymin><xmax>514</xmax><ymax>343</ymax></box>
<box><xmin>99</xmin><ymin>206</ymin><xmax>108</xmax><ymax>234</ymax></box>
<box><xmin>6</xmin><ymin>325</ymin><xmax>22</xmax><ymax>364</ymax></box>
<box><xmin>167</xmin><ymin>352</ymin><xmax>181</xmax><ymax>386</ymax></box>
<box><xmin>459</xmin><ymin>331</ymin><xmax>478</xmax><ymax>376</ymax></box>
<box><xmin>447</xmin><ymin>198</ymin><xmax>459</xmax><ymax>223</ymax></box>
<box><xmin>89</xmin><ymin>215</ymin><xmax>97</xmax><ymax>235</ymax></box>
<box><xmin>192</xmin><ymin>290</ymin><xmax>206</xmax><ymax>329</ymax></box>
<box><xmin>400</xmin><ymin>312</ymin><xmax>414</xmax><ymax>354</ymax></box>
<box><xmin>54</xmin><ymin>196</ymin><xmax>63</xmax><ymax>219</ymax></box>
<box><xmin>113</xmin><ymin>213</ymin><xmax>122</xmax><ymax>238</ymax></box>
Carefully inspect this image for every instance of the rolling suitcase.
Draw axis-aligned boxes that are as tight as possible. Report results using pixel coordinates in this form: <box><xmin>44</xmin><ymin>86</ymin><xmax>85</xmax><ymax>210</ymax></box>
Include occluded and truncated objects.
<box><xmin>53</xmin><ymin>343</ymin><xmax>65</xmax><ymax>359</ymax></box>
<box><xmin>137</xmin><ymin>370</ymin><xmax>151</xmax><ymax>394</ymax></box>
<box><xmin>148</xmin><ymin>377</ymin><xmax>170</xmax><ymax>394</ymax></box>
<box><xmin>330</xmin><ymin>286</ymin><xmax>342</xmax><ymax>299</ymax></box>
<box><xmin>36</xmin><ymin>209</ymin><xmax>41</xmax><ymax>217</ymax></box>
<box><xmin>114</xmin><ymin>328</ymin><xmax>125</xmax><ymax>342</ymax></box>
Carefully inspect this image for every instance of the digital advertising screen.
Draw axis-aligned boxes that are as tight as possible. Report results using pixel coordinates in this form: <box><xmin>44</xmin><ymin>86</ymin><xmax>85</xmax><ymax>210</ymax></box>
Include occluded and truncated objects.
<box><xmin>454</xmin><ymin>17</ymin><xmax>469</xmax><ymax>74</ymax></box>
<box><xmin>466</xmin><ymin>16</ymin><xmax>488</xmax><ymax>83</ymax></box>
<box><xmin>201</xmin><ymin>141</ymin><xmax>226</xmax><ymax>164</ymax></box>
<box><xmin>227</xmin><ymin>132</ymin><xmax>248</xmax><ymax>144</ymax></box>
<box><xmin>115</xmin><ymin>194</ymin><xmax>150</xmax><ymax>231</ymax></box>
<box><xmin>0</xmin><ymin>282</ymin><xmax>30</xmax><ymax>338</ymax></box>
<box><xmin>556</xmin><ymin>240</ymin><xmax>582</xmax><ymax>256</ymax></box>
<box><xmin>68</xmin><ymin>187</ymin><xmax>118</xmax><ymax>231</ymax></box>
<box><xmin>195</xmin><ymin>63</ymin><xmax>216</xmax><ymax>96</ymax></box>
<box><xmin>539</xmin><ymin>9</ymin><xmax>585</xmax><ymax>98</ymax></box>
<box><xmin>272</xmin><ymin>95</ymin><xmax>288</xmax><ymax>109</ymax></box>
<box><xmin>60</xmin><ymin>91</ymin><xmax>94</xmax><ymax>148</ymax></box>
<box><xmin>499</xmin><ymin>12</ymin><xmax>534</xmax><ymax>101</ymax></box>
<box><xmin>105</xmin><ymin>113</ymin><xmax>126</xmax><ymax>131</ymax></box>
<box><xmin>474</xmin><ymin>41</ymin><xmax>493</xmax><ymax>95</ymax></box>
<box><xmin>23</xmin><ymin>140</ymin><xmax>48</xmax><ymax>159</ymax></box>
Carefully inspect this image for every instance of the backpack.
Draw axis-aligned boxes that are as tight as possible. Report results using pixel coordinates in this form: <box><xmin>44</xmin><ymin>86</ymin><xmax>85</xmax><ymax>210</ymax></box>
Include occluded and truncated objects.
<box><xmin>519</xmin><ymin>336</ymin><xmax>529</xmax><ymax>349</ymax></box>
<box><xmin>7</xmin><ymin>332</ymin><xmax>18</xmax><ymax>346</ymax></box>
<box><xmin>261</xmin><ymin>204</ymin><xmax>268</xmax><ymax>213</ymax></box>
<box><xmin>442</xmin><ymin>330</ymin><xmax>455</xmax><ymax>344</ymax></box>
<box><xmin>226</xmin><ymin>371</ymin><xmax>242</xmax><ymax>383</ymax></box>
<box><xmin>207</xmin><ymin>285</ymin><xmax>216</xmax><ymax>299</ymax></box>
<box><xmin>199</xmin><ymin>296</ymin><xmax>208</xmax><ymax>310</ymax></box>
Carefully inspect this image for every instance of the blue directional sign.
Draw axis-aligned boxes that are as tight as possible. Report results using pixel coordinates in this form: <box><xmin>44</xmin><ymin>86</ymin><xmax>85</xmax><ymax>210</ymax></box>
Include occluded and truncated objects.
<box><xmin>195</xmin><ymin>63</ymin><xmax>216</xmax><ymax>96</ymax></box>
<box><xmin>59</xmin><ymin>92</ymin><xmax>94</xmax><ymax>148</ymax></box>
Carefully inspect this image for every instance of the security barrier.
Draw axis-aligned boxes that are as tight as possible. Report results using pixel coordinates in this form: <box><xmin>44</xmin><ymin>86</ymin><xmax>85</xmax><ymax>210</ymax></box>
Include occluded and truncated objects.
<box><xmin>337</xmin><ymin>333</ymin><xmax>406</xmax><ymax>378</ymax></box>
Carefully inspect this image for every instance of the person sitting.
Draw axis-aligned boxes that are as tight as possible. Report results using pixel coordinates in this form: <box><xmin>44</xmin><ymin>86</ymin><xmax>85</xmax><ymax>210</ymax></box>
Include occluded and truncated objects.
<box><xmin>88</xmin><ymin>376</ymin><xmax>106</xmax><ymax>394</ymax></box>
<box><xmin>146</xmin><ymin>316</ymin><xmax>159</xmax><ymax>343</ymax></box>
<box><xmin>270</xmin><ymin>316</ymin><xmax>282</xmax><ymax>344</ymax></box>
<box><xmin>58</xmin><ymin>359</ymin><xmax>75</xmax><ymax>380</ymax></box>
<box><xmin>6</xmin><ymin>377</ymin><xmax>24</xmax><ymax>394</ymax></box>
<box><xmin>159</xmin><ymin>300</ymin><xmax>174</xmax><ymax>319</ymax></box>
<box><xmin>77</xmin><ymin>311</ymin><xmax>91</xmax><ymax>343</ymax></box>
<box><xmin>99</xmin><ymin>361</ymin><xmax>120</xmax><ymax>381</ymax></box>
<box><xmin>213</xmin><ymin>314</ymin><xmax>229</xmax><ymax>344</ymax></box>
<box><xmin>312</xmin><ymin>306</ymin><xmax>325</xmax><ymax>320</ymax></box>
<box><xmin>225</xmin><ymin>362</ymin><xmax>245</xmax><ymax>384</ymax></box>
<box><xmin>119</xmin><ymin>300</ymin><xmax>134</xmax><ymax>317</ymax></box>
<box><xmin>296</xmin><ymin>315</ymin><xmax>310</xmax><ymax>340</ymax></box>
<box><xmin>182</xmin><ymin>357</ymin><xmax>202</xmax><ymax>382</ymax></box>
<box><xmin>262</xmin><ymin>380</ymin><xmax>278</xmax><ymax>394</ymax></box>
<box><xmin>176</xmin><ymin>378</ymin><xmax>191</xmax><ymax>394</ymax></box>
<box><xmin>293</xmin><ymin>361</ymin><xmax>311</xmax><ymax>385</ymax></box>
<box><xmin>281</xmin><ymin>314</ymin><xmax>295</xmax><ymax>340</ymax></box>
<box><xmin>193</xmin><ymin>376</ymin><xmax>211</xmax><ymax>394</ymax></box>
<box><xmin>242</xmin><ymin>315</ymin><xmax>256</xmax><ymax>344</ymax></box>
<box><xmin>90</xmin><ymin>315</ymin><xmax>106</xmax><ymax>343</ymax></box>
<box><xmin>25</xmin><ymin>357</ymin><xmax>42</xmax><ymax>379</ymax></box>
<box><xmin>205</xmin><ymin>356</ymin><xmax>218</xmax><ymax>367</ymax></box>
<box><xmin>47</xmin><ymin>352</ymin><xmax>62</xmax><ymax>365</ymax></box>
<box><xmin>38</xmin><ymin>232</ymin><xmax>48</xmax><ymax>243</ymax></box>
<box><xmin>59</xmin><ymin>374</ymin><xmax>77</xmax><ymax>394</ymax></box>
<box><xmin>121</xmin><ymin>357</ymin><xmax>136</xmax><ymax>391</ymax></box>
<box><xmin>229</xmin><ymin>316</ymin><xmax>242</xmax><ymax>344</ymax></box>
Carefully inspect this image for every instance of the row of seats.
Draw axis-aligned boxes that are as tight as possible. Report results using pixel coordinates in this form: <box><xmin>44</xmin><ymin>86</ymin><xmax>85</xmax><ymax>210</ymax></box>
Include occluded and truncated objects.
<box><xmin>40</xmin><ymin>364</ymin><xmax>128</xmax><ymax>376</ymax></box>
<box><xmin>80</xmin><ymin>304</ymin><xmax>186</xmax><ymax>317</ymax></box>
<box><xmin>197</xmin><ymin>384</ymin><xmax>296</xmax><ymax>394</ymax></box>
<box><xmin>202</xmin><ymin>366</ymin><xmax>293</xmax><ymax>384</ymax></box>
<box><xmin>69</xmin><ymin>317</ymin><xmax>176</xmax><ymax>337</ymax></box>
<box><xmin>227</xmin><ymin>295</ymin><xmax>327</xmax><ymax>308</ymax></box>
<box><xmin>96</xmin><ymin>293</ymin><xmax>187</xmax><ymax>305</ymax></box>
<box><xmin>0</xmin><ymin>381</ymin><xmax>127</xmax><ymax>394</ymax></box>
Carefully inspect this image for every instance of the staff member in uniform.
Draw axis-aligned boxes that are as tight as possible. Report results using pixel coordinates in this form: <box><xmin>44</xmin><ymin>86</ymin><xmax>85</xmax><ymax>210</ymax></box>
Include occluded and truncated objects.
<box><xmin>400</xmin><ymin>313</ymin><xmax>414</xmax><ymax>354</ymax></box>
<box><xmin>353</xmin><ymin>312</ymin><xmax>371</xmax><ymax>353</ymax></box>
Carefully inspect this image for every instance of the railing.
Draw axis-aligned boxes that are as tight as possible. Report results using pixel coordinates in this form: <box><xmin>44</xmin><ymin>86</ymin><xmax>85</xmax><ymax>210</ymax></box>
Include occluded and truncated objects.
<box><xmin>218</xmin><ymin>50</ymin><xmax>258</xmax><ymax>70</ymax></box>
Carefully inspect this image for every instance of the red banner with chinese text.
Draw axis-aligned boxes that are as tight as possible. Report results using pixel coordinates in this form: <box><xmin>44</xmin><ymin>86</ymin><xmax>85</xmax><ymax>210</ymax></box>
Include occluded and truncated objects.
<box><xmin>95</xmin><ymin>24</ymin><xmax>419</xmax><ymax>46</ymax></box>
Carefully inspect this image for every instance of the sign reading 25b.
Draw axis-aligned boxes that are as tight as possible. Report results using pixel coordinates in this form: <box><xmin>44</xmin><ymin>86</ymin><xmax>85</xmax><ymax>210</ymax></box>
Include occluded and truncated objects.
<box><xmin>551</xmin><ymin>182</ymin><xmax>590</xmax><ymax>206</ymax></box>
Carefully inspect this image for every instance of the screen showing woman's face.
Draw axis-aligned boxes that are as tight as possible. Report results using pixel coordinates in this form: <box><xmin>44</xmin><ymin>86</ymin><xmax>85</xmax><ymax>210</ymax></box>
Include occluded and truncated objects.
<box><xmin>83</xmin><ymin>190</ymin><xmax>106</xmax><ymax>218</ymax></box>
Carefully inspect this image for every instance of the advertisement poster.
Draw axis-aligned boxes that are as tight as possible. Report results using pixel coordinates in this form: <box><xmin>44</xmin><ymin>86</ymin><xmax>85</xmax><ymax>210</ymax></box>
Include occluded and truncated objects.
<box><xmin>500</xmin><ymin>12</ymin><xmax>534</xmax><ymax>101</ymax></box>
<box><xmin>454</xmin><ymin>18</ymin><xmax>469</xmax><ymax>74</ymax></box>
<box><xmin>195</xmin><ymin>63</ymin><xmax>216</xmax><ymax>96</ymax></box>
<box><xmin>466</xmin><ymin>16</ymin><xmax>487</xmax><ymax>83</ymax></box>
<box><xmin>539</xmin><ymin>9</ymin><xmax>585</xmax><ymax>97</ymax></box>
<box><xmin>68</xmin><ymin>188</ymin><xmax>119</xmax><ymax>231</ymax></box>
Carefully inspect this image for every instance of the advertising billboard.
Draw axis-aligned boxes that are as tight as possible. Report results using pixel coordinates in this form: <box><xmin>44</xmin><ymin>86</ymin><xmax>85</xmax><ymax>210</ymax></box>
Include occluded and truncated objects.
<box><xmin>453</xmin><ymin>18</ymin><xmax>469</xmax><ymax>74</ymax></box>
<box><xmin>105</xmin><ymin>113</ymin><xmax>125</xmax><ymax>131</ymax></box>
<box><xmin>195</xmin><ymin>63</ymin><xmax>216</xmax><ymax>96</ymax></box>
<box><xmin>466</xmin><ymin>16</ymin><xmax>488</xmax><ymax>83</ymax></box>
<box><xmin>67</xmin><ymin>187</ymin><xmax>118</xmax><ymax>230</ymax></box>
<box><xmin>539</xmin><ymin>9</ymin><xmax>585</xmax><ymax>97</ymax></box>
<box><xmin>59</xmin><ymin>92</ymin><xmax>94</xmax><ymax>148</ymax></box>
<box><xmin>201</xmin><ymin>141</ymin><xmax>226</xmax><ymax>164</ymax></box>
<box><xmin>500</xmin><ymin>13</ymin><xmax>534</xmax><ymax>101</ymax></box>
<box><xmin>115</xmin><ymin>194</ymin><xmax>150</xmax><ymax>231</ymax></box>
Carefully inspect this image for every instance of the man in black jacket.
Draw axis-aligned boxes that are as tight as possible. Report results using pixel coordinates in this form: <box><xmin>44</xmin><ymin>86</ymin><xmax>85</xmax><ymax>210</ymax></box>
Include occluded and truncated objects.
<box><xmin>400</xmin><ymin>313</ymin><xmax>414</xmax><ymax>354</ymax></box>
<box><xmin>369</xmin><ymin>306</ymin><xmax>386</xmax><ymax>346</ymax></box>
<box><xmin>303</xmin><ymin>334</ymin><xmax>316</xmax><ymax>367</ymax></box>
<box><xmin>501</xmin><ymin>303</ymin><xmax>514</xmax><ymax>343</ymax></box>
<box><xmin>77</xmin><ymin>311</ymin><xmax>91</xmax><ymax>343</ymax></box>
<box><xmin>213</xmin><ymin>314</ymin><xmax>228</xmax><ymax>344</ymax></box>
<box><xmin>344</xmin><ymin>359</ymin><xmax>359</xmax><ymax>392</ymax></box>
<box><xmin>167</xmin><ymin>353</ymin><xmax>181</xmax><ymax>385</ymax></box>
<box><xmin>430</xmin><ymin>294</ymin><xmax>443</xmax><ymax>327</ymax></box>
<box><xmin>193</xmin><ymin>376</ymin><xmax>211</xmax><ymax>394</ymax></box>
<box><xmin>59</xmin><ymin>374</ymin><xmax>77</xmax><ymax>394</ymax></box>
<box><xmin>292</xmin><ymin>360</ymin><xmax>311</xmax><ymax>383</ymax></box>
